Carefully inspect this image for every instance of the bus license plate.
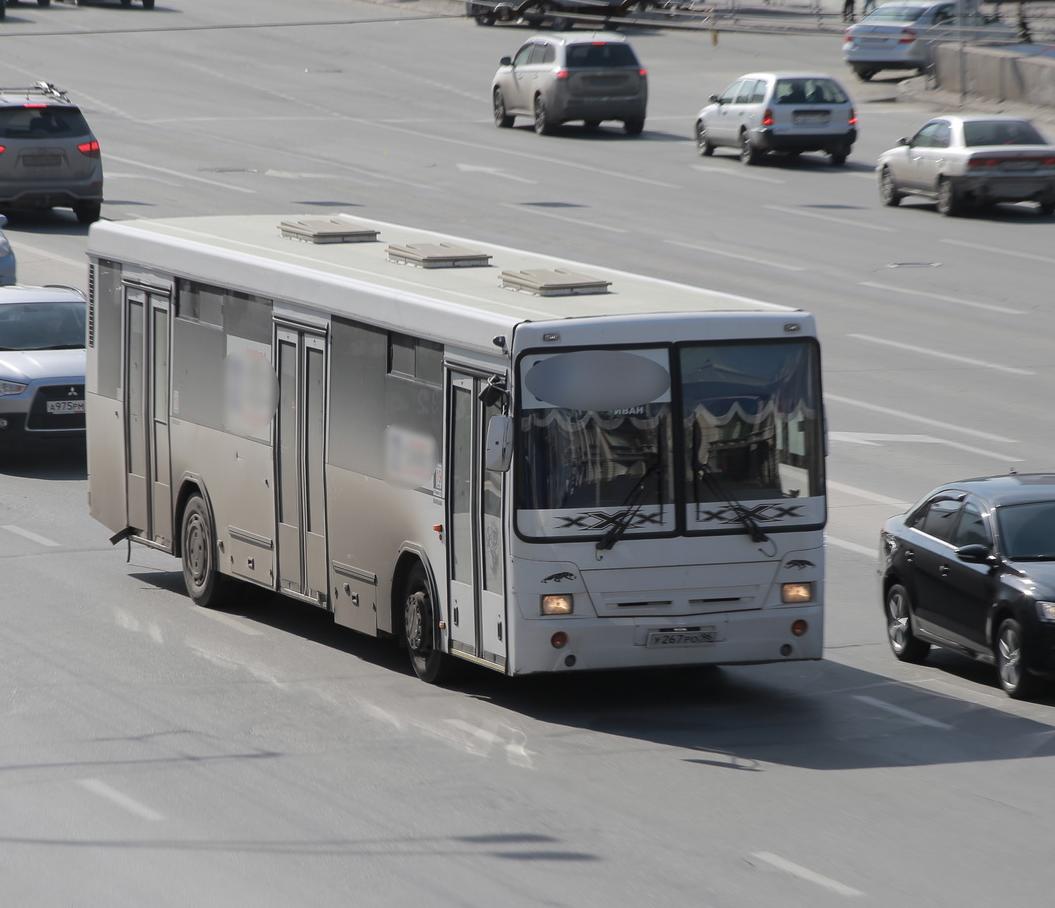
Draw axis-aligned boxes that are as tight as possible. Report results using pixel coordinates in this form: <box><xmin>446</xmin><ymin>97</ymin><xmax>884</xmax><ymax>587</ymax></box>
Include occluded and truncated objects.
<box><xmin>46</xmin><ymin>400</ymin><xmax>84</xmax><ymax>415</ymax></box>
<box><xmin>646</xmin><ymin>628</ymin><xmax>718</xmax><ymax>648</ymax></box>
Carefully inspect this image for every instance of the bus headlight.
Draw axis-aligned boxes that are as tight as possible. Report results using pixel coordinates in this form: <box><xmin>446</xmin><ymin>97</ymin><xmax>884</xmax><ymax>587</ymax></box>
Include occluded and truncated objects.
<box><xmin>0</xmin><ymin>380</ymin><xmax>27</xmax><ymax>396</ymax></box>
<box><xmin>781</xmin><ymin>582</ymin><xmax>813</xmax><ymax>604</ymax></box>
<box><xmin>541</xmin><ymin>594</ymin><xmax>573</xmax><ymax>616</ymax></box>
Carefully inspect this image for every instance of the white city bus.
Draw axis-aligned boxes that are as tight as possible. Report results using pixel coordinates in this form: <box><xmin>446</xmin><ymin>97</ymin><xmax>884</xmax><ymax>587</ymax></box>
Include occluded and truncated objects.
<box><xmin>85</xmin><ymin>214</ymin><xmax>826</xmax><ymax>682</ymax></box>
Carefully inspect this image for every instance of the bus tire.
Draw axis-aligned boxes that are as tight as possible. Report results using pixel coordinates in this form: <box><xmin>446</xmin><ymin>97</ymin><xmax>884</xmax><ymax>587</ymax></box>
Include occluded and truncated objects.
<box><xmin>402</xmin><ymin>562</ymin><xmax>452</xmax><ymax>684</ymax></box>
<box><xmin>180</xmin><ymin>493</ymin><xmax>228</xmax><ymax>608</ymax></box>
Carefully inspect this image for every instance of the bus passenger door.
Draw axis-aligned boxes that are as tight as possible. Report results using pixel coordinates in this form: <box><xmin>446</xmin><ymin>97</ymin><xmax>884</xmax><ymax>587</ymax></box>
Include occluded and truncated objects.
<box><xmin>446</xmin><ymin>371</ymin><xmax>507</xmax><ymax>669</ymax></box>
<box><xmin>123</xmin><ymin>287</ymin><xmax>172</xmax><ymax>548</ymax></box>
<box><xmin>275</xmin><ymin>326</ymin><xmax>329</xmax><ymax>607</ymax></box>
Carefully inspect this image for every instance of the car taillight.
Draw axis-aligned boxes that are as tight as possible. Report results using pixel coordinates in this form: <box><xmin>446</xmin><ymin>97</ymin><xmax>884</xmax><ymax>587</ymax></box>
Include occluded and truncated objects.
<box><xmin>762</xmin><ymin>108</ymin><xmax>774</xmax><ymax>127</ymax></box>
<box><xmin>639</xmin><ymin>68</ymin><xmax>648</xmax><ymax>77</ymax></box>
<box><xmin>1043</xmin><ymin>157</ymin><xmax>1055</xmax><ymax>166</ymax></box>
<box><xmin>23</xmin><ymin>103</ymin><xmax>46</xmax><ymax>109</ymax></box>
<box><xmin>0</xmin><ymin>145</ymin><xmax>5</xmax><ymax>155</ymax></box>
<box><xmin>848</xmin><ymin>107</ymin><xmax>857</xmax><ymax>126</ymax></box>
<box><xmin>899</xmin><ymin>28</ymin><xmax>916</xmax><ymax>43</ymax></box>
<box><xmin>555</xmin><ymin>69</ymin><xmax>569</xmax><ymax>80</ymax></box>
<box><xmin>77</xmin><ymin>139</ymin><xmax>100</xmax><ymax>157</ymax></box>
<box><xmin>968</xmin><ymin>157</ymin><xmax>1001</xmax><ymax>169</ymax></box>
<box><xmin>844</xmin><ymin>28</ymin><xmax>853</xmax><ymax>43</ymax></box>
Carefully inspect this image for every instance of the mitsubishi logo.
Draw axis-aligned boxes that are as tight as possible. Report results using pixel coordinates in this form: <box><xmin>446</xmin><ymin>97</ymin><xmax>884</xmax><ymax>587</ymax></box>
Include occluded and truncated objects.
<box><xmin>67</xmin><ymin>386</ymin><xmax>79</xmax><ymax>397</ymax></box>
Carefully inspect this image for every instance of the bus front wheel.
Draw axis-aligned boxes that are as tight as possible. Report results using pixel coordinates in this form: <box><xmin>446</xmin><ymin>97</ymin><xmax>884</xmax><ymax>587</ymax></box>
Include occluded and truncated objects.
<box><xmin>181</xmin><ymin>493</ymin><xmax>228</xmax><ymax>608</ymax></box>
<box><xmin>403</xmin><ymin>563</ymin><xmax>452</xmax><ymax>684</ymax></box>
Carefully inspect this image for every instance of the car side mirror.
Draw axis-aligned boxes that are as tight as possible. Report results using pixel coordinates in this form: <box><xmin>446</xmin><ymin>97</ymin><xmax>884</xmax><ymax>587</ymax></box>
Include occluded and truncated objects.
<box><xmin>484</xmin><ymin>415</ymin><xmax>513</xmax><ymax>473</ymax></box>
<box><xmin>709</xmin><ymin>94</ymin><xmax>720</xmax><ymax>104</ymax></box>
<box><xmin>500</xmin><ymin>56</ymin><xmax>513</xmax><ymax>67</ymax></box>
<box><xmin>956</xmin><ymin>544</ymin><xmax>999</xmax><ymax>566</ymax></box>
<box><xmin>898</xmin><ymin>136</ymin><xmax>910</xmax><ymax>146</ymax></box>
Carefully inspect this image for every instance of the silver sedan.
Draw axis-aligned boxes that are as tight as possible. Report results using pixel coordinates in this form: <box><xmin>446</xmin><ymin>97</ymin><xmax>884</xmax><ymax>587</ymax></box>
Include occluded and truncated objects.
<box><xmin>876</xmin><ymin>115</ymin><xmax>1055</xmax><ymax>217</ymax></box>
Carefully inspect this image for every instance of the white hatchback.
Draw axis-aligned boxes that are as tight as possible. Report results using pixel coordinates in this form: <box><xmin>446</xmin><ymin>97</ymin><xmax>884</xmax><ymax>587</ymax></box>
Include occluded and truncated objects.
<box><xmin>694</xmin><ymin>72</ymin><xmax>857</xmax><ymax>166</ymax></box>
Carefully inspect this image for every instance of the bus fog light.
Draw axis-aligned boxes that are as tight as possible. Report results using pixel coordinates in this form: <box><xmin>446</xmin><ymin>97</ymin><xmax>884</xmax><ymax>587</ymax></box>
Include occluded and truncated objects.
<box><xmin>551</xmin><ymin>631</ymin><xmax>569</xmax><ymax>649</ymax></box>
<box><xmin>541</xmin><ymin>594</ymin><xmax>573</xmax><ymax>616</ymax></box>
<box><xmin>791</xmin><ymin>619</ymin><xmax>809</xmax><ymax>637</ymax></box>
<box><xmin>781</xmin><ymin>582</ymin><xmax>813</xmax><ymax>604</ymax></box>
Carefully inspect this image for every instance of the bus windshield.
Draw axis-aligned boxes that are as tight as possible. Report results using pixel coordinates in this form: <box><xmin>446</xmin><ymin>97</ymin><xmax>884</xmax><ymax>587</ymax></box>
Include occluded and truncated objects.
<box><xmin>516</xmin><ymin>341</ymin><xmax>824</xmax><ymax>540</ymax></box>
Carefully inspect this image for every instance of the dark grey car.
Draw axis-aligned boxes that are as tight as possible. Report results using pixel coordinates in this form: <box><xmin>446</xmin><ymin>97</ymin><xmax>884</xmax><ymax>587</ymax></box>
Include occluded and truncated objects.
<box><xmin>0</xmin><ymin>83</ymin><xmax>103</xmax><ymax>224</ymax></box>
<box><xmin>491</xmin><ymin>33</ymin><xmax>647</xmax><ymax>136</ymax></box>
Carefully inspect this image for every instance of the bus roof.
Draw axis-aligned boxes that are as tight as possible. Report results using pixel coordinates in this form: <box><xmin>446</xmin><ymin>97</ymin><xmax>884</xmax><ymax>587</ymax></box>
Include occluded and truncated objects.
<box><xmin>88</xmin><ymin>214</ymin><xmax>800</xmax><ymax>355</ymax></box>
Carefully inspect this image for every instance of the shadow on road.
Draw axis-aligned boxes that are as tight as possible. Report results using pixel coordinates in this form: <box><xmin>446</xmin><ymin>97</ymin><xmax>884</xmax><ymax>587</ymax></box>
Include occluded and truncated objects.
<box><xmin>0</xmin><ymin>441</ymin><xmax>85</xmax><ymax>480</ymax></box>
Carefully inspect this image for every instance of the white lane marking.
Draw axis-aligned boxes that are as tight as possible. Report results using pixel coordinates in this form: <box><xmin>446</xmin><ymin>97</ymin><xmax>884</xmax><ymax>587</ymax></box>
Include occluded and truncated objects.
<box><xmin>692</xmin><ymin>164</ymin><xmax>785</xmax><ymax>184</ymax></box>
<box><xmin>825</xmin><ymin>393</ymin><xmax>1018</xmax><ymax>444</ymax></box>
<box><xmin>106</xmin><ymin>171</ymin><xmax>183</xmax><ymax>187</ymax></box>
<box><xmin>194</xmin><ymin>608</ymin><xmax>263</xmax><ymax>636</ymax></box>
<box><xmin>665</xmin><ymin>239</ymin><xmax>804</xmax><ymax>272</ymax></box>
<box><xmin>1</xmin><ymin>525</ymin><xmax>60</xmax><ymax>547</ymax></box>
<box><xmin>6</xmin><ymin>241</ymin><xmax>83</xmax><ymax>270</ymax></box>
<box><xmin>943</xmin><ymin>238</ymin><xmax>1055</xmax><ymax>266</ymax></box>
<box><xmin>826</xmin><ymin>480</ymin><xmax>909</xmax><ymax>507</ymax></box>
<box><xmin>830</xmin><ymin>431</ymin><xmax>1023</xmax><ymax>463</ymax></box>
<box><xmin>363</xmin><ymin>120</ymin><xmax>681</xmax><ymax>189</ymax></box>
<box><xmin>826</xmin><ymin>536</ymin><xmax>877</xmax><ymax>558</ymax></box>
<box><xmin>78</xmin><ymin>778</ymin><xmax>164</xmax><ymax>822</ymax></box>
<box><xmin>859</xmin><ymin>281</ymin><xmax>1026</xmax><ymax>316</ymax></box>
<box><xmin>765</xmin><ymin>204</ymin><xmax>895</xmax><ymax>233</ymax></box>
<box><xmin>853</xmin><ymin>694</ymin><xmax>953</xmax><ymax>731</ymax></box>
<box><xmin>752</xmin><ymin>852</ymin><xmax>864</xmax><ymax>898</ymax></box>
<box><xmin>849</xmin><ymin>333</ymin><xmax>1035</xmax><ymax>376</ymax></box>
<box><xmin>503</xmin><ymin>202</ymin><xmax>627</xmax><ymax>234</ymax></box>
<box><xmin>105</xmin><ymin>154</ymin><xmax>257</xmax><ymax>194</ymax></box>
<box><xmin>458</xmin><ymin>162</ymin><xmax>538</xmax><ymax>184</ymax></box>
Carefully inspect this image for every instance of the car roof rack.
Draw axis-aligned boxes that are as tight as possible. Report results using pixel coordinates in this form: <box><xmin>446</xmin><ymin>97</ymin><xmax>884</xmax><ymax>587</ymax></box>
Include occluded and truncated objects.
<box><xmin>0</xmin><ymin>81</ymin><xmax>72</xmax><ymax>104</ymax></box>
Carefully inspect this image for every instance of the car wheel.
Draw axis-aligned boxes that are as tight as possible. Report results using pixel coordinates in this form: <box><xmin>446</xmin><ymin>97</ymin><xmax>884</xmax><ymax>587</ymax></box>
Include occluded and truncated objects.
<box><xmin>695</xmin><ymin>120</ymin><xmax>714</xmax><ymax>157</ymax></box>
<box><xmin>583</xmin><ymin>120</ymin><xmax>601</xmax><ymax>130</ymax></box>
<box><xmin>38</xmin><ymin>0</ymin><xmax>51</xmax><ymax>7</ymax></box>
<box><xmin>996</xmin><ymin>617</ymin><xmax>1040</xmax><ymax>700</ymax></box>
<box><xmin>74</xmin><ymin>202</ymin><xmax>101</xmax><ymax>224</ymax></box>
<box><xmin>493</xmin><ymin>88</ymin><xmax>514</xmax><ymax>128</ymax></box>
<box><xmin>403</xmin><ymin>563</ymin><xmax>452</xmax><ymax>685</ymax></box>
<box><xmin>142</xmin><ymin>0</ymin><xmax>155</xmax><ymax>7</ymax></box>
<box><xmin>854</xmin><ymin>67</ymin><xmax>876</xmax><ymax>82</ymax></box>
<box><xmin>623</xmin><ymin>117</ymin><xmax>645</xmax><ymax>137</ymax></box>
<box><xmin>739</xmin><ymin>131</ymin><xmax>760</xmax><ymax>165</ymax></box>
<box><xmin>885</xmin><ymin>583</ymin><xmax>931</xmax><ymax>663</ymax></box>
<box><xmin>936</xmin><ymin>177</ymin><xmax>960</xmax><ymax>216</ymax></box>
<box><xmin>533</xmin><ymin>95</ymin><xmax>553</xmax><ymax>136</ymax></box>
<box><xmin>879</xmin><ymin>166</ymin><xmax>902</xmax><ymax>207</ymax></box>
<box><xmin>1039</xmin><ymin>202</ymin><xmax>1054</xmax><ymax>217</ymax></box>
<box><xmin>829</xmin><ymin>150</ymin><xmax>848</xmax><ymax>166</ymax></box>
<box><xmin>181</xmin><ymin>494</ymin><xmax>230</xmax><ymax>609</ymax></box>
<box><xmin>474</xmin><ymin>12</ymin><xmax>495</xmax><ymax>25</ymax></box>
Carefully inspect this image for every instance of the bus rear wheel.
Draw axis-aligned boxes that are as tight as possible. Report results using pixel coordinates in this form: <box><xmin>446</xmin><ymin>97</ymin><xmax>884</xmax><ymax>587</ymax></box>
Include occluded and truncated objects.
<box><xmin>181</xmin><ymin>494</ymin><xmax>228</xmax><ymax>608</ymax></box>
<box><xmin>403</xmin><ymin>563</ymin><xmax>451</xmax><ymax>684</ymax></box>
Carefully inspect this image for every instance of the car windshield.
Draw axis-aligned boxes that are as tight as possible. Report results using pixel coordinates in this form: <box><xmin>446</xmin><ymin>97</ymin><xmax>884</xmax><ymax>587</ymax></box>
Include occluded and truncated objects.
<box><xmin>863</xmin><ymin>4</ymin><xmax>926</xmax><ymax>21</ymax></box>
<box><xmin>565</xmin><ymin>43</ymin><xmax>638</xmax><ymax>68</ymax></box>
<box><xmin>963</xmin><ymin>120</ymin><xmax>1047</xmax><ymax>146</ymax></box>
<box><xmin>0</xmin><ymin>301</ymin><xmax>86</xmax><ymax>351</ymax></box>
<box><xmin>0</xmin><ymin>106</ymin><xmax>92</xmax><ymax>140</ymax></box>
<box><xmin>997</xmin><ymin>501</ymin><xmax>1055</xmax><ymax>560</ymax></box>
<box><xmin>774</xmin><ymin>78</ymin><xmax>848</xmax><ymax>105</ymax></box>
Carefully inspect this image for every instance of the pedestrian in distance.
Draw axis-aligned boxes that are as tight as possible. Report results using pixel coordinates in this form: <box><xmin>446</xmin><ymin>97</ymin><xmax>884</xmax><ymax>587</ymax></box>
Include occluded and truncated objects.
<box><xmin>843</xmin><ymin>0</ymin><xmax>855</xmax><ymax>22</ymax></box>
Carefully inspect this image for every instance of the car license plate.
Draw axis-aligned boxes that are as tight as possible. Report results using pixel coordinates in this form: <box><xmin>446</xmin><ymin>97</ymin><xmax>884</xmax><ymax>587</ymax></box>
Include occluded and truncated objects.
<box><xmin>46</xmin><ymin>400</ymin><xmax>84</xmax><ymax>415</ymax></box>
<box><xmin>794</xmin><ymin>112</ymin><xmax>829</xmax><ymax>125</ymax></box>
<box><xmin>646</xmin><ymin>628</ymin><xmax>718</xmax><ymax>648</ymax></box>
<box><xmin>23</xmin><ymin>155</ymin><xmax>62</xmax><ymax>167</ymax></box>
<box><xmin>1003</xmin><ymin>161</ymin><xmax>1034</xmax><ymax>171</ymax></box>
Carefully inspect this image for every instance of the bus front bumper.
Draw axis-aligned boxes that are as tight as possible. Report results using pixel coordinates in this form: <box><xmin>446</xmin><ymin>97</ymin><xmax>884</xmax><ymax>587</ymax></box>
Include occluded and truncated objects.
<box><xmin>510</xmin><ymin>604</ymin><xmax>823</xmax><ymax>675</ymax></box>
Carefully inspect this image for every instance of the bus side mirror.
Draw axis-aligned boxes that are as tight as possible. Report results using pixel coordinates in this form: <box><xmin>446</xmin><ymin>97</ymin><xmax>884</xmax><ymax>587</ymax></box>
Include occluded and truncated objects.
<box><xmin>484</xmin><ymin>415</ymin><xmax>513</xmax><ymax>473</ymax></box>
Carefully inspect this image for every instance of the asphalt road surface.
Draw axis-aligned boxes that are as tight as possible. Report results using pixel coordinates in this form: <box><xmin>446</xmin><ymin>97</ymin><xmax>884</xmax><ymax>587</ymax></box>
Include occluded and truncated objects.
<box><xmin>2</xmin><ymin>2</ymin><xmax>1054</xmax><ymax>905</ymax></box>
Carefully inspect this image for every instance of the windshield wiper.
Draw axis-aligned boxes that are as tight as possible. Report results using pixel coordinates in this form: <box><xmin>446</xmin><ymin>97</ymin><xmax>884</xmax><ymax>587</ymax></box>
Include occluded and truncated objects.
<box><xmin>691</xmin><ymin>423</ymin><xmax>770</xmax><ymax>545</ymax></box>
<box><xmin>596</xmin><ymin>456</ymin><xmax>662</xmax><ymax>552</ymax></box>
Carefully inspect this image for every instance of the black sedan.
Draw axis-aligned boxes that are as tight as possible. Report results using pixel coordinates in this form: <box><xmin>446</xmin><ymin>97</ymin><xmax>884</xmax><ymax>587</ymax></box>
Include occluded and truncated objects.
<box><xmin>879</xmin><ymin>473</ymin><xmax>1055</xmax><ymax>699</ymax></box>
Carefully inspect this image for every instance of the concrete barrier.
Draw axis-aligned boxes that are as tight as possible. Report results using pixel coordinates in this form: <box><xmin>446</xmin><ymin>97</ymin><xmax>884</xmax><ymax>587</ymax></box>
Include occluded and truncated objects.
<box><xmin>933</xmin><ymin>43</ymin><xmax>1055</xmax><ymax>109</ymax></box>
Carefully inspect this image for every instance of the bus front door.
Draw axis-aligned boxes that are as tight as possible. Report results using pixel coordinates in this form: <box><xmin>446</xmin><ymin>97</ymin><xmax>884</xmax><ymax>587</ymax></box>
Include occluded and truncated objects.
<box><xmin>447</xmin><ymin>372</ymin><xmax>507</xmax><ymax>670</ymax></box>
<box><xmin>123</xmin><ymin>287</ymin><xmax>172</xmax><ymax>549</ymax></box>
<box><xmin>275</xmin><ymin>326</ymin><xmax>329</xmax><ymax>607</ymax></box>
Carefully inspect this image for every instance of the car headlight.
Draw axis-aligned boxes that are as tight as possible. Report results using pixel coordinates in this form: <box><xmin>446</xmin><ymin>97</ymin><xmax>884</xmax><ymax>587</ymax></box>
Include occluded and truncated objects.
<box><xmin>1036</xmin><ymin>601</ymin><xmax>1055</xmax><ymax>623</ymax></box>
<box><xmin>0</xmin><ymin>380</ymin><xmax>27</xmax><ymax>396</ymax></box>
<box><xmin>541</xmin><ymin>594</ymin><xmax>573</xmax><ymax>616</ymax></box>
<box><xmin>781</xmin><ymin>582</ymin><xmax>813</xmax><ymax>604</ymax></box>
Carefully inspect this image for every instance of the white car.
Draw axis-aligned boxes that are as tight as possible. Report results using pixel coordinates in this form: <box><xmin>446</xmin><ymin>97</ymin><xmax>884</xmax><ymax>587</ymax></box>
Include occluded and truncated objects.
<box><xmin>876</xmin><ymin>115</ymin><xmax>1055</xmax><ymax>216</ymax></box>
<box><xmin>0</xmin><ymin>285</ymin><xmax>86</xmax><ymax>448</ymax></box>
<box><xmin>695</xmin><ymin>72</ymin><xmax>856</xmax><ymax>166</ymax></box>
<box><xmin>843</xmin><ymin>2</ymin><xmax>1016</xmax><ymax>82</ymax></box>
<box><xmin>0</xmin><ymin>215</ymin><xmax>14</xmax><ymax>286</ymax></box>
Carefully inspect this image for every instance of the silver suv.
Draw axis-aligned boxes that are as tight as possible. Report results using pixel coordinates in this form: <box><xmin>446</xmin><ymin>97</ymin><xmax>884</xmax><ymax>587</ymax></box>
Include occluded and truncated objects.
<box><xmin>0</xmin><ymin>285</ymin><xmax>86</xmax><ymax>448</ymax></box>
<box><xmin>0</xmin><ymin>82</ymin><xmax>103</xmax><ymax>224</ymax></box>
<box><xmin>492</xmin><ymin>32</ymin><xmax>648</xmax><ymax>136</ymax></box>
